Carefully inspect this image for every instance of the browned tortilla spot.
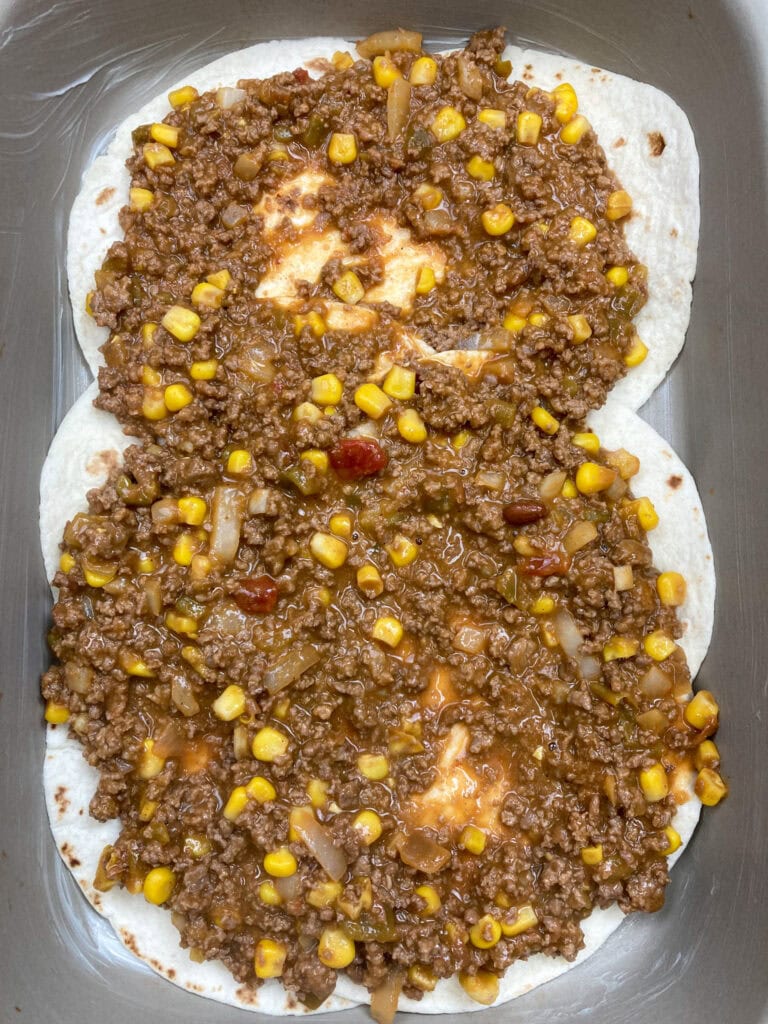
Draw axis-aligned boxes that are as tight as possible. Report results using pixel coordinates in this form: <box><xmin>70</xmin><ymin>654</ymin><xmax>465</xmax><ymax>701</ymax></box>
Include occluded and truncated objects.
<box><xmin>96</xmin><ymin>187</ymin><xmax>116</xmax><ymax>206</ymax></box>
<box><xmin>648</xmin><ymin>131</ymin><xmax>666</xmax><ymax>156</ymax></box>
<box><xmin>668</xmin><ymin>474</ymin><xmax>683</xmax><ymax>490</ymax></box>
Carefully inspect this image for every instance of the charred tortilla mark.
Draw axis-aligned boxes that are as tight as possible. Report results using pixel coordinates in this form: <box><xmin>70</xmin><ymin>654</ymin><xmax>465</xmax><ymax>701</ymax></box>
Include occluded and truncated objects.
<box><xmin>668</xmin><ymin>474</ymin><xmax>683</xmax><ymax>489</ymax></box>
<box><xmin>54</xmin><ymin>784</ymin><xmax>70</xmax><ymax>817</ymax></box>
<box><xmin>121</xmin><ymin>928</ymin><xmax>139</xmax><ymax>955</ymax></box>
<box><xmin>236</xmin><ymin>985</ymin><xmax>259</xmax><ymax>1005</ymax></box>
<box><xmin>670</xmin><ymin>227</ymin><xmax>679</xmax><ymax>238</ymax></box>
<box><xmin>648</xmin><ymin>131</ymin><xmax>666</xmax><ymax>156</ymax></box>
<box><xmin>86</xmin><ymin>448</ymin><xmax>119</xmax><ymax>475</ymax></box>
<box><xmin>96</xmin><ymin>187</ymin><xmax>116</xmax><ymax>206</ymax></box>
<box><xmin>60</xmin><ymin>841</ymin><xmax>81</xmax><ymax>869</ymax></box>
<box><xmin>613</xmin><ymin>137</ymin><xmax>626</xmax><ymax>148</ymax></box>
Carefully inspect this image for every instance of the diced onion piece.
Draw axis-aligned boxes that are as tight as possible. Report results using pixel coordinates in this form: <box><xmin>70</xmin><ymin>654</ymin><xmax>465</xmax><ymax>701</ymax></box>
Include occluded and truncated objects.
<box><xmin>387</xmin><ymin>78</ymin><xmax>412</xmax><ymax>141</ymax></box>
<box><xmin>605</xmin><ymin>474</ymin><xmax>628</xmax><ymax>501</ymax></box>
<box><xmin>370</xmin><ymin>970</ymin><xmax>405</xmax><ymax>1024</ymax></box>
<box><xmin>613</xmin><ymin>564</ymin><xmax>634</xmax><ymax>591</ymax></box>
<box><xmin>171</xmin><ymin>675</ymin><xmax>200</xmax><ymax>717</ymax></box>
<box><xmin>275</xmin><ymin>874</ymin><xmax>301</xmax><ymax>901</ymax></box>
<box><xmin>457</xmin><ymin>55</ymin><xmax>483</xmax><ymax>99</ymax></box>
<box><xmin>553</xmin><ymin>609</ymin><xmax>601</xmax><ymax>679</ymax></box>
<box><xmin>142</xmin><ymin>577</ymin><xmax>163</xmax><ymax>617</ymax></box>
<box><xmin>563</xmin><ymin>520</ymin><xmax>598</xmax><ymax>554</ymax></box>
<box><xmin>64</xmin><ymin>662</ymin><xmax>93</xmax><ymax>695</ymax></box>
<box><xmin>398</xmin><ymin>830</ymin><xmax>451</xmax><ymax>873</ymax></box>
<box><xmin>636</xmin><ymin>708</ymin><xmax>669</xmax><ymax>735</ymax></box>
<box><xmin>291</xmin><ymin>807</ymin><xmax>348</xmax><ymax>881</ymax></box>
<box><xmin>264</xmin><ymin>644</ymin><xmax>322</xmax><ymax>695</ymax></box>
<box><xmin>349</xmin><ymin>420</ymin><xmax>380</xmax><ymax>439</ymax></box>
<box><xmin>357</xmin><ymin>29</ymin><xmax>422</xmax><ymax>58</ymax></box>
<box><xmin>248</xmin><ymin>488</ymin><xmax>273</xmax><ymax>515</ymax></box>
<box><xmin>452</xmin><ymin>624</ymin><xmax>487</xmax><ymax>654</ymax></box>
<box><xmin>233</xmin><ymin>724</ymin><xmax>250</xmax><ymax>760</ymax></box>
<box><xmin>539</xmin><ymin>470</ymin><xmax>567</xmax><ymax>501</ymax></box>
<box><xmin>151</xmin><ymin>497</ymin><xmax>181</xmax><ymax>525</ymax></box>
<box><xmin>639</xmin><ymin>665</ymin><xmax>673</xmax><ymax>698</ymax></box>
<box><xmin>474</xmin><ymin>470</ymin><xmax>505</xmax><ymax>491</ymax></box>
<box><xmin>209</xmin><ymin>486</ymin><xmax>245</xmax><ymax>565</ymax></box>
<box><xmin>215</xmin><ymin>86</ymin><xmax>246</xmax><ymax>109</ymax></box>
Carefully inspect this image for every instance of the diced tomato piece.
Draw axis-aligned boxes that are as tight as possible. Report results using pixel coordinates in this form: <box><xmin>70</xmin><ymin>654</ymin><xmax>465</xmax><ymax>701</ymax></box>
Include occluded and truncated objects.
<box><xmin>329</xmin><ymin>438</ymin><xmax>388</xmax><ymax>481</ymax></box>
<box><xmin>293</xmin><ymin>67</ymin><xmax>310</xmax><ymax>83</ymax></box>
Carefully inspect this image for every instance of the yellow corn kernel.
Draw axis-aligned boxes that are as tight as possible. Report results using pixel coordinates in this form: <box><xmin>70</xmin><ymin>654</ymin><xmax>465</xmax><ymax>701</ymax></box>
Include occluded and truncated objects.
<box><xmin>138</xmin><ymin>738</ymin><xmax>166</xmax><ymax>780</ymax></box>
<box><xmin>307</xmin><ymin>778</ymin><xmax>329</xmax><ymax>809</ymax></box>
<box><xmin>569</xmin><ymin>216</ymin><xmax>597</xmax><ymax>247</ymax></box>
<box><xmin>263</xmin><ymin>847</ymin><xmax>297</xmax><ymax>878</ymax></box>
<box><xmin>500</xmin><ymin>903</ymin><xmax>538</xmax><ymax>937</ymax></box>
<box><xmin>258</xmin><ymin>880</ymin><xmax>282</xmax><ymax>905</ymax></box>
<box><xmin>431</xmin><ymin>105</ymin><xmax>466</xmax><ymax>142</ymax></box>
<box><xmin>143</xmin><ymin>866</ymin><xmax>175</xmax><ymax>905</ymax></box>
<box><xmin>352</xmin><ymin>810</ymin><xmax>382</xmax><ymax>845</ymax></box>
<box><xmin>332</xmin><ymin>269</ymin><xmax>365</xmax><ymax>304</ymax></box>
<box><xmin>528</xmin><ymin>312</ymin><xmax>550</xmax><ymax>327</ymax></box>
<box><xmin>143</xmin><ymin>142</ymin><xmax>175</xmax><ymax>169</ymax></box>
<box><xmin>177</xmin><ymin>496</ymin><xmax>207</xmax><ymax>526</ymax></box>
<box><xmin>531</xmin><ymin>406</ymin><xmax>559</xmax><ymax>435</ymax></box>
<box><xmin>516</xmin><ymin>111</ymin><xmax>542</xmax><ymax>145</ymax></box>
<box><xmin>44</xmin><ymin>701</ymin><xmax>70</xmax><ymax>725</ymax></box>
<box><xmin>382</xmin><ymin>364</ymin><xmax>416</xmax><ymax>400</ymax></box>
<box><xmin>513</xmin><ymin>536</ymin><xmax>536</xmax><ymax>556</ymax></box>
<box><xmin>223</xmin><ymin>786</ymin><xmax>249</xmax><ymax>821</ymax></box>
<box><xmin>150</xmin><ymin>122</ymin><xmax>179</xmax><ymax>148</ymax></box>
<box><xmin>246</xmin><ymin>776</ymin><xmax>277</xmax><ymax>803</ymax></box>
<box><xmin>481</xmin><ymin>202</ymin><xmax>515</xmax><ymax>235</ymax></box>
<box><xmin>662</xmin><ymin>826</ymin><xmax>682</xmax><ymax>855</ymax></box>
<box><xmin>603</xmin><ymin>636</ymin><xmax>639</xmax><ymax>661</ymax></box>
<box><xmin>695</xmin><ymin>767</ymin><xmax>728</xmax><ymax>806</ymax></box>
<box><xmin>59</xmin><ymin>552</ymin><xmax>76</xmax><ymax>573</ymax></box>
<box><xmin>311</xmin><ymin>373</ymin><xmax>343</xmax><ymax>406</ymax></box>
<box><xmin>293</xmin><ymin>402</ymin><xmax>323</xmax><ymax>426</ymax></box>
<box><xmin>318</xmin><ymin>927</ymin><xmax>356</xmax><ymax>969</ymax></box>
<box><xmin>310</xmin><ymin>532</ymin><xmax>348</xmax><ymax>569</ymax></box>
<box><xmin>626</xmin><ymin>496</ymin><xmax>659</xmax><ymax>531</ymax></box>
<box><xmin>130</xmin><ymin>187</ymin><xmax>154</xmax><ymax>212</ymax></box>
<box><xmin>354</xmin><ymin>382</ymin><xmax>391</xmax><ymax>419</ymax></box>
<box><xmin>407</xmin><ymin>883</ymin><xmax>442</xmax><ymax>921</ymax></box>
<box><xmin>470</xmin><ymin>914</ymin><xmax>502</xmax><ymax>949</ymax></box>
<box><xmin>386</xmin><ymin>534</ymin><xmax>418</xmax><ymax>567</ymax></box>
<box><xmin>414</xmin><ymin>183</ymin><xmax>443</xmax><ymax>210</ymax></box>
<box><xmin>252</xmin><ymin>726</ymin><xmax>289</xmax><ymax>762</ymax></box>
<box><xmin>301</xmin><ymin>449</ymin><xmax>329</xmax><ymax>473</ymax></box>
<box><xmin>606</xmin><ymin>189</ymin><xmax>633</xmax><ymax>221</ymax></box>
<box><xmin>572</xmin><ymin>432</ymin><xmax>600</xmax><ymax>454</ymax></box>
<box><xmin>212</xmin><ymin>684</ymin><xmax>247</xmax><ymax>722</ymax></box>
<box><xmin>581</xmin><ymin>844</ymin><xmax>604</xmax><ymax>865</ymax></box>
<box><xmin>226</xmin><ymin>449</ymin><xmax>253</xmax><ymax>475</ymax></box>
<box><xmin>357</xmin><ymin>753</ymin><xmax>389</xmax><ymax>780</ymax></box>
<box><xmin>562</xmin><ymin>479</ymin><xmax>578</xmax><ymax>500</ymax></box>
<box><xmin>168</xmin><ymin>84</ymin><xmax>198</xmax><ymax>108</ymax></box>
<box><xmin>141</xmin><ymin>322</ymin><xmax>158</xmax><ymax>346</ymax></box>
<box><xmin>458</xmin><ymin>970</ymin><xmax>499</xmax><ymax>1006</ymax></box>
<box><xmin>372</xmin><ymin>54</ymin><xmax>402</xmax><ymax>87</ymax></box>
<box><xmin>624</xmin><ymin>337</ymin><xmax>649</xmax><ymax>367</ymax></box>
<box><xmin>684</xmin><ymin>690</ymin><xmax>719</xmax><ymax>730</ymax></box>
<box><xmin>605</xmin><ymin>265</ymin><xmax>629</xmax><ymax>287</ymax></box>
<box><xmin>644</xmin><ymin>631</ymin><xmax>677</xmax><ymax>661</ymax></box>
<box><xmin>331</xmin><ymin>48</ymin><xmax>354</xmax><ymax>69</ymax></box>
<box><xmin>553</xmin><ymin>82</ymin><xmax>578</xmax><ymax>124</ymax></box>
<box><xmin>329</xmin><ymin>513</ymin><xmax>353</xmax><ymax>538</ymax></box>
<box><xmin>165</xmin><ymin>611</ymin><xmax>198</xmax><ymax>635</ymax></box>
<box><xmin>466</xmin><ymin>155</ymin><xmax>495</xmax><ymax>180</ymax></box>
<box><xmin>307</xmin><ymin>879</ymin><xmax>343</xmax><ymax>909</ymax></box>
<box><xmin>530</xmin><ymin>595</ymin><xmax>555</xmax><ymax>615</ymax></box>
<box><xmin>567</xmin><ymin>314</ymin><xmax>593</xmax><ymax>344</ymax></box>
<box><xmin>161</xmin><ymin>305</ymin><xmax>200</xmax><ymax>342</ymax></box>
<box><xmin>656</xmin><ymin>571</ymin><xmax>686</xmax><ymax>607</ymax></box>
<box><xmin>409</xmin><ymin>55</ymin><xmax>437</xmax><ymax>85</ymax></box>
<box><xmin>328</xmin><ymin>132</ymin><xmax>358</xmax><ymax>165</ymax></box>
<box><xmin>560</xmin><ymin>114</ymin><xmax>590</xmax><ymax>144</ymax></box>
<box><xmin>164</xmin><ymin>383</ymin><xmax>193</xmax><ymax>412</ymax></box>
<box><xmin>397</xmin><ymin>408</ymin><xmax>427</xmax><ymax>443</ymax></box>
<box><xmin>191</xmin><ymin>281</ymin><xmax>225</xmax><ymax>309</ymax></box>
<box><xmin>605</xmin><ymin>448</ymin><xmax>641</xmax><ymax>480</ymax></box>
<box><xmin>138</xmin><ymin>798</ymin><xmax>158</xmax><ymax>822</ymax></box>
<box><xmin>452</xmin><ymin>430</ymin><xmax>470</xmax><ymax>449</ymax></box>
<box><xmin>415</xmin><ymin>264</ymin><xmax>437</xmax><ymax>295</ymax></box>
<box><xmin>408</xmin><ymin>965</ymin><xmax>437</xmax><ymax>992</ymax></box>
<box><xmin>297</xmin><ymin>311</ymin><xmax>327</xmax><ymax>337</ymax></box>
<box><xmin>576</xmin><ymin>462</ymin><xmax>616</xmax><ymax>494</ymax></box>
<box><xmin>639</xmin><ymin>763</ymin><xmax>669</xmax><ymax>802</ymax></box>
<box><xmin>478</xmin><ymin>107</ymin><xmax>506</xmax><ymax>129</ymax></box>
<box><xmin>357</xmin><ymin>564</ymin><xmax>384</xmax><ymax>598</ymax></box>
<box><xmin>206</xmin><ymin>269</ymin><xmax>231</xmax><ymax>290</ymax></box>
<box><xmin>84</xmin><ymin>563</ymin><xmax>117</xmax><ymax>588</ymax></box>
<box><xmin>189</xmin><ymin>554</ymin><xmax>211</xmax><ymax>580</ymax></box>
<box><xmin>142</xmin><ymin>386</ymin><xmax>168</xmax><ymax>421</ymax></box>
<box><xmin>695</xmin><ymin>739</ymin><xmax>720</xmax><ymax>771</ymax></box>
<box><xmin>172</xmin><ymin>531</ymin><xmax>199</xmax><ymax>566</ymax></box>
<box><xmin>460</xmin><ymin>825</ymin><xmax>486</xmax><ymax>855</ymax></box>
<box><xmin>502</xmin><ymin>312</ymin><xmax>527</xmax><ymax>333</ymax></box>
<box><xmin>254</xmin><ymin>938</ymin><xmax>287</xmax><ymax>980</ymax></box>
<box><xmin>140</xmin><ymin>364</ymin><xmax>161</xmax><ymax>387</ymax></box>
<box><xmin>372</xmin><ymin>616</ymin><xmax>403</xmax><ymax>649</ymax></box>
<box><xmin>268</xmin><ymin>144</ymin><xmax>289</xmax><ymax>161</ymax></box>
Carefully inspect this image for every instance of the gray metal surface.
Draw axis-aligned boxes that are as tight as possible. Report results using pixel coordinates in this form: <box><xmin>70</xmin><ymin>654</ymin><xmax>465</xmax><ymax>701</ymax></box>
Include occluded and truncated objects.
<box><xmin>1</xmin><ymin>1</ymin><xmax>766</xmax><ymax>1021</ymax></box>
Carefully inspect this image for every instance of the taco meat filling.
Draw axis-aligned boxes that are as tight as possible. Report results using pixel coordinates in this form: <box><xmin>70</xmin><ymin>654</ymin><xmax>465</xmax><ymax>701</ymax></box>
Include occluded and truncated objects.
<box><xmin>42</xmin><ymin>27</ymin><xmax>725</xmax><ymax>1015</ymax></box>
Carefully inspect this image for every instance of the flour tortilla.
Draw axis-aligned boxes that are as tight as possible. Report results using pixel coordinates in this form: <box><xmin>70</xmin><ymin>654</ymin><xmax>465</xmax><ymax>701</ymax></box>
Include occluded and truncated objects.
<box><xmin>69</xmin><ymin>39</ymin><xmax>698</xmax><ymax>414</ymax></box>
<box><xmin>40</xmin><ymin>390</ymin><xmax>711</xmax><ymax>1013</ymax></box>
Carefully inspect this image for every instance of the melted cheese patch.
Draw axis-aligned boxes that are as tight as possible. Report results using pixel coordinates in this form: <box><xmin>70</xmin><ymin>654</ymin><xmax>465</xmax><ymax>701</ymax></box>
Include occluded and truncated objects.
<box><xmin>408</xmin><ymin>723</ymin><xmax>509</xmax><ymax>834</ymax></box>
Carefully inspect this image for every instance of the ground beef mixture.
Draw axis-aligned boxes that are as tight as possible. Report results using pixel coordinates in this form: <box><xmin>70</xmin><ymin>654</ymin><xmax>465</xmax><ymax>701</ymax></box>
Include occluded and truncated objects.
<box><xmin>42</xmin><ymin>27</ymin><xmax>725</xmax><ymax>1018</ymax></box>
